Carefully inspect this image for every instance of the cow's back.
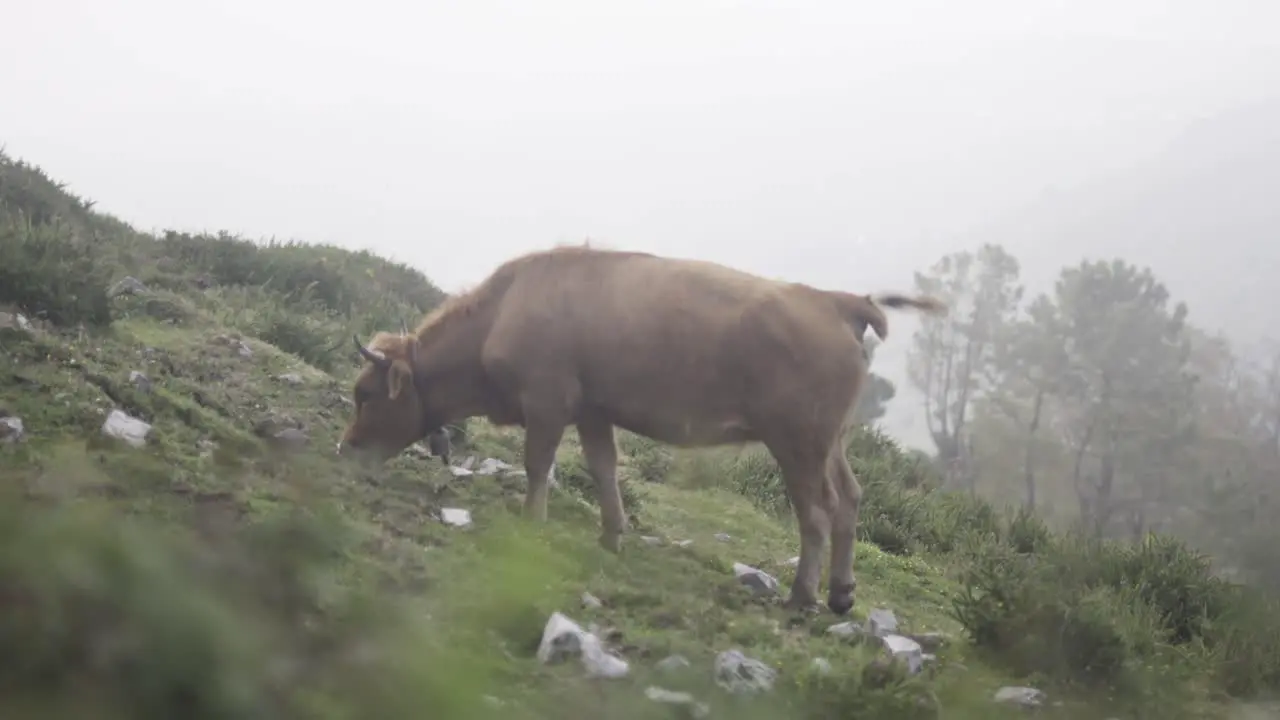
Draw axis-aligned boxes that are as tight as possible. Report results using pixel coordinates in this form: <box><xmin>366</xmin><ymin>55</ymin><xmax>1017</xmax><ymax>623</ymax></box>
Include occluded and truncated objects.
<box><xmin>481</xmin><ymin>249</ymin><xmax>863</xmax><ymax>446</ymax></box>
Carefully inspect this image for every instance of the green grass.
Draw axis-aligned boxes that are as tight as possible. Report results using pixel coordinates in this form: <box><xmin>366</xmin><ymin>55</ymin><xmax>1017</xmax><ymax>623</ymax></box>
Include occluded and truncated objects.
<box><xmin>1</xmin><ymin>149</ymin><xmax>1277</xmax><ymax>719</ymax></box>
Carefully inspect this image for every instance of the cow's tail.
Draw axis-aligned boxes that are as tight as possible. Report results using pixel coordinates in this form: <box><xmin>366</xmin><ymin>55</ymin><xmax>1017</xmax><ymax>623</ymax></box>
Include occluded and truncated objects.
<box><xmin>829</xmin><ymin>291</ymin><xmax>947</xmax><ymax>342</ymax></box>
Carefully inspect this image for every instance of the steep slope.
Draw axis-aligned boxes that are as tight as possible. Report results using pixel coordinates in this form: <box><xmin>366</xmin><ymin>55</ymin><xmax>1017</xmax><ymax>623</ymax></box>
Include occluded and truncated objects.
<box><xmin>1</xmin><ymin>151</ymin><xmax>1276</xmax><ymax>719</ymax></box>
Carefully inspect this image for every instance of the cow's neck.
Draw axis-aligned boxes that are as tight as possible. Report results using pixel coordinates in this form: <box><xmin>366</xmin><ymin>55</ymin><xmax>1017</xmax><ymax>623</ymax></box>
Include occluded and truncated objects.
<box><xmin>409</xmin><ymin>312</ymin><xmax>494</xmax><ymax>427</ymax></box>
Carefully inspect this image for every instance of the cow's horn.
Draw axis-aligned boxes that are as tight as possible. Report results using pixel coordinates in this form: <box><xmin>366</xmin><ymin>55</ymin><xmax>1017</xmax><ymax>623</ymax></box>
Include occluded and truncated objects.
<box><xmin>353</xmin><ymin>335</ymin><xmax>389</xmax><ymax>366</ymax></box>
<box><xmin>400</xmin><ymin>319</ymin><xmax>419</xmax><ymax>365</ymax></box>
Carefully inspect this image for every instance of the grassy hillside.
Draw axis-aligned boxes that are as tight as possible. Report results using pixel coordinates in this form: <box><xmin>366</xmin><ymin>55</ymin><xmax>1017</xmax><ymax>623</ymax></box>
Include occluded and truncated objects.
<box><xmin>2</xmin><ymin>150</ymin><xmax>1279</xmax><ymax>719</ymax></box>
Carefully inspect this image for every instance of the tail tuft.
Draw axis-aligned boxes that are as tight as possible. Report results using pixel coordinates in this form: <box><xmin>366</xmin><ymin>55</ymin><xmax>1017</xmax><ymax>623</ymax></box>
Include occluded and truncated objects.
<box><xmin>871</xmin><ymin>294</ymin><xmax>948</xmax><ymax>316</ymax></box>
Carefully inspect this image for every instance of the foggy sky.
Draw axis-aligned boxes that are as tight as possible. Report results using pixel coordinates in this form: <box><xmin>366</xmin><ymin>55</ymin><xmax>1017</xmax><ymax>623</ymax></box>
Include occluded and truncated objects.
<box><xmin>4</xmin><ymin>0</ymin><xmax>1279</xmax><ymax>449</ymax></box>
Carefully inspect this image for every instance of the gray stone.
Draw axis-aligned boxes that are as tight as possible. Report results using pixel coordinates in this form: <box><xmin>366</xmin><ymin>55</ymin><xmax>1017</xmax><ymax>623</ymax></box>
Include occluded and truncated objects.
<box><xmin>0</xmin><ymin>312</ymin><xmax>31</xmax><ymax>331</ymax></box>
<box><xmin>909</xmin><ymin>631</ymin><xmax>948</xmax><ymax>652</ymax></box>
<box><xmin>644</xmin><ymin>686</ymin><xmax>710</xmax><ymax>718</ymax></box>
<box><xmin>656</xmin><ymin>654</ymin><xmax>691</xmax><ymax>673</ymax></box>
<box><xmin>272</xmin><ymin>427</ymin><xmax>309</xmax><ymax>448</ymax></box>
<box><xmin>994</xmin><ymin>686</ymin><xmax>1046</xmax><ymax>708</ymax></box>
<box><xmin>714</xmin><ymin>532</ymin><xmax>732</xmax><ymax>542</ymax></box>
<box><xmin>809</xmin><ymin>657</ymin><xmax>833</xmax><ymax>675</ymax></box>
<box><xmin>880</xmin><ymin>634</ymin><xmax>924</xmax><ymax>674</ymax></box>
<box><xmin>129</xmin><ymin>370</ymin><xmax>151</xmax><ymax>393</ymax></box>
<box><xmin>536</xmin><ymin>611</ymin><xmax>629</xmax><ymax>679</ymax></box>
<box><xmin>440</xmin><ymin>508</ymin><xmax>472</xmax><ymax>528</ymax></box>
<box><xmin>713</xmin><ymin>649</ymin><xmax>776</xmax><ymax>694</ymax></box>
<box><xmin>101</xmin><ymin>409</ymin><xmax>151</xmax><ymax>448</ymax></box>
<box><xmin>826</xmin><ymin>621</ymin><xmax>863</xmax><ymax>639</ymax></box>
<box><xmin>732</xmin><ymin>562</ymin><xmax>780</xmax><ymax>596</ymax></box>
<box><xmin>276</xmin><ymin>372</ymin><xmax>304</xmax><ymax>386</ymax></box>
<box><xmin>0</xmin><ymin>415</ymin><xmax>24</xmax><ymax>444</ymax></box>
<box><xmin>108</xmin><ymin>276</ymin><xmax>148</xmax><ymax>297</ymax></box>
<box><xmin>476</xmin><ymin>457</ymin><xmax>512</xmax><ymax>475</ymax></box>
<box><xmin>867</xmin><ymin>608</ymin><xmax>898</xmax><ymax>637</ymax></box>
<box><xmin>581</xmin><ymin>591</ymin><xmax>603</xmax><ymax>609</ymax></box>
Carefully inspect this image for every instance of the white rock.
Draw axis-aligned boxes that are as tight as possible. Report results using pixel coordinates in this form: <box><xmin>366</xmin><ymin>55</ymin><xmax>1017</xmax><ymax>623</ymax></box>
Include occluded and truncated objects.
<box><xmin>101</xmin><ymin>409</ymin><xmax>151</xmax><ymax>448</ymax></box>
<box><xmin>276</xmin><ymin>373</ymin><xmax>304</xmax><ymax>385</ymax></box>
<box><xmin>0</xmin><ymin>415</ymin><xmax>24</xmax><ymax>444</ymax></box>
<box><xmin>475</xmin><ymin>457</ymin><xmax>512</xmax><ymax>475</ymax></box>
<box><xmin>713</xmin><ymin>649</ymin><xmax>776</xmax><ymax>694</ymax></box>
<box><xmin>994</xmin><ymin>686</ymin><xmax>1046</xmax><ymax>708</ymax></box>
<box><xmin>714</xmin><ymin>533</ymin><xmax>732</xmax><ymax>542</ymax></box>
<box><xmin>273</xmin><ymin>428</ymin><xmax>309</xmax><ymax>447</ymax></box>
<box><xmin>880</xmin><ymin>634</ymin><xmax>924</xmax><ymax>674</ymax></box>
<box><xmin>644</xmin><ymin>686</ymin><xmax>710</xmax><ymax>718</ymax></box>
<box><xmin>449</xmin><ymin>465</ymin><xmax>474</xmax><ymax>477</ymax></box>
<box><xmin>0</xmin><ymin>311</ymin><xmax>32</xmax><ymax>331</ymax></box>
<box><xmin>581</xmin><ymin>591</ymin><xmax>603</xmax><ymax>609</ymax></box>
<box><xmin>108</xmin><ymin>276</ymin><xmax>148</xmax><ymax>297</ymax></box>
<box><xmin>460</xmin><ymin>455</ymin><xmax>477</xmax><ymax>469</ymax></box>
<box><xmin>128</xmin><ymin>370</ymin><xmax>151</xmax><ymax>393</ymax></box>
<box><xmin>732</xmin><ymin>562</ymin><xmax>780</xmax><ymax>596</ymax></box>
<box><xmin>673</xmin><ymin>539</ymin><xmax>694</xmax><ymax>548</ymax></box>
<box><xmin>826</xmin><ymin>621</ymin><xmax>863</xmax><ymax>638</ymax></box>
<box><xmin>909</xmin><ymin>631</ymin><xmax>948</xmax><ymax>652</ymax></box>
<box><xmin>867</xmin><ymin>608</ymin><xmax>898</xmax><ymax>637</ymax></box>
<box><xmin>783</xmin><ymin>555</ymin><xmax>800</xmax><ymax>567</ymax></box>
<box><xmin>810</xmin><ymin>657</ymin><xmax>833</xmax><ymax>675</ymax></box>
<box><xmin>440</xmin><ymin>508</ymin><xmax>472</xmax><ymax>527</ymax></box>
<box><xmin>656</xmin><ymin>654</ymin><xmax>691</xmax><ymax>673</ymax></box>
<box><xmin>536</xmin><ymin>612</ymin><xmax>629</xmax><ymax>679</ymax></box>
<box><xmin>640</xmin><ymin>535</ymin><xmax>664</xmax><ymax>546</ymax></box>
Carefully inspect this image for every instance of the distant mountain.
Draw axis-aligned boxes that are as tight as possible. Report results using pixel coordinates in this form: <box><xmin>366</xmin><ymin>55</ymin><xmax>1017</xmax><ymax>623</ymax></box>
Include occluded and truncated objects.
<box><xmin>964</xmin><ymin>98</ymin><xmax>1280</xmax><ymax>356</ymax></box>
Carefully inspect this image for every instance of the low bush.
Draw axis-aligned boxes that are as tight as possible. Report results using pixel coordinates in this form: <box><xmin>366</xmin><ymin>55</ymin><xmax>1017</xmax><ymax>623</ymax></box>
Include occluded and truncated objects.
<box><xmin>617</xmin><ymin>431</ymin><xmax>673</xmax><ymax>484</ymax></box>
<box><xmin>0</xmin><ymin>218</ymin><xmax>113</xmax><ymax>327</ymax></box>
<box><xmin>552</xmin><ymin>444</ymin><xmax>646</xmax><ymax>515</ymax></box>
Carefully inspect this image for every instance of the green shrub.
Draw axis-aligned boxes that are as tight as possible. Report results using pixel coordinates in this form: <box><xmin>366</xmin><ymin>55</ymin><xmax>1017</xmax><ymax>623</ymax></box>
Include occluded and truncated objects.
<box><xmin>0</xmin><ymin>217</ymin><xmax>113</xmax><ymax>327</ymax></box>
<box><xmin>551</xmin><ymin>446</ymin><xmax>645</xmax><ymax>515</ymax></box>
<box><xmin>617</xmin><ymin>431</ymin><xmax>673</xmax><ymax>483</ymax></box>
<box><xmin>1203</xmin><ymin>588</ymin><xmax>1280</xmax><ymax>695</ymax></box>
<box><xmin>1046</xmin><ymin>533</ymin><xmax>1230</xmax><ymax>646</ymax></box>
<box><xmin>721</xmin><ymin>447</ymin><xmax>788</xmax><ymax>516</ymax></box>
<box><xmin>1003</xmin><ymin>504</ymin><xmax>1053</xmax><ymax>555</ymax></box>
<box><xmin>156</xmin><ymin>231</ymin><xmax>445</xmax><ymax>328</ymax></box>
<box><xmin>950</xmin><ymin>540</ymin><xmax>1173</xmax><ymax>694</ymax></box>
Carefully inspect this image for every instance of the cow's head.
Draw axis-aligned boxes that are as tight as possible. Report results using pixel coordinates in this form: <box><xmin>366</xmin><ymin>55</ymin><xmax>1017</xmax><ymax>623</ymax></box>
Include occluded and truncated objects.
<box><xmin>337</xmin><ymin>322</ymin><xmax>448</xmax><ymax>465</ymax></box>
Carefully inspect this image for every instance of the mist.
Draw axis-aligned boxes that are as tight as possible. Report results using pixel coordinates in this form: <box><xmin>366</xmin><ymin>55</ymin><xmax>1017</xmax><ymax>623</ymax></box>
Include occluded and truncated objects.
<box><xmin>5</xmin><ymin>0</ymin><xmax>1279</xmax><ymax>542</ymax></box>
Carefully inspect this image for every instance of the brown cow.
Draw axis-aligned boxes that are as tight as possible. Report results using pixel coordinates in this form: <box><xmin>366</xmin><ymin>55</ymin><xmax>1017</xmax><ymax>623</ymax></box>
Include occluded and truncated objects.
<box><xmin>337</xmin><ymin>245</ymin><xmax>945</xmax><ymax>615</ymax></box>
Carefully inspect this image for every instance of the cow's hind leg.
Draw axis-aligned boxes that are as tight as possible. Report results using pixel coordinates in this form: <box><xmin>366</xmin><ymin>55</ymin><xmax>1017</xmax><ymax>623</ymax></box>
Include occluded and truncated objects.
<box><xmin>577</xmin><ymin>416</ymin><xmax>628</xmax><ymax>553</ymax></box>
<box><xmin>826</xmin><ymin>446</ymin><xmax>862</xmax><ymax>616</ymax></box>
<box><xmin>522</xmin><ymin>417</ymin><xmax>567</xmax><ymax>522</ymax></box>
<box><xmin>770</xmin><ymin>443</ymin><xmax>835</xmax><ymax>613</ymax></box>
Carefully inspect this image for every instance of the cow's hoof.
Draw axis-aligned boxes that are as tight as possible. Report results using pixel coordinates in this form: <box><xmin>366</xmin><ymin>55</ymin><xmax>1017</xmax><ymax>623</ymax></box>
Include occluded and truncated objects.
<box><xmin>598</xmin><ymin>533</ymin><xmax>622</xmax><ymax>554</ymax></box>
<box><xmin>827</xmin><ymin>581</ymin><xmax>856</xmax><ymax>616</ymax></box>
<box><xmin>782</xmin><ymin>593</ymin><xmax>823</xmax><ymax>615</ymax></box>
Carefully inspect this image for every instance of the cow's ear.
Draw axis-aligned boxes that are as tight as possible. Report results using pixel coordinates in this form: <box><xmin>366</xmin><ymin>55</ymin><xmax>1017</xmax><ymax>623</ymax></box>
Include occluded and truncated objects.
<box><xmin>387</xmin><ymin>360</ymin><xmax>413</xmax><ymax>400</ymax></box>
